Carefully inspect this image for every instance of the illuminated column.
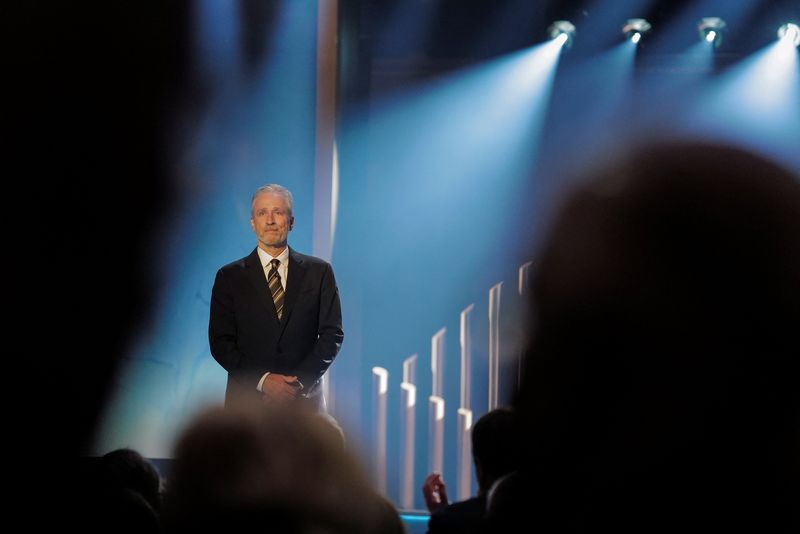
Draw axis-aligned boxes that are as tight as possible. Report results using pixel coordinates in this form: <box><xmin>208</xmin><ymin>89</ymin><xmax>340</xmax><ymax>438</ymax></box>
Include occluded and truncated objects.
<box><xmin>322</xmin><ymin>366</ymin><xmax>334</xmax><ymax>414</ymax></box>
<box><xmin>403</xmin><ymin>353</ymin><xmax>418</xmax><ymax>385</ymax></box>
<box><xmin>429</xmin><ymin>328</ymin><xmax>446</xmax><ymax>478</ymax></box>
<box><xmin>488</xmin><ymin>282</ymin><xmax>503</xmax><ymax>410</ymax></box>
<box><xmin>372</xmin><ymin>367</ymin><xmax>388</xmax><ymax>494</ymax></box>
<box><xmin>312</xmin><ymin>0</ymin><xmax>338</xmax><ymax>262</ymax></box>
<box><xmin>399</xmin><ymin>382</ymin><xmax>417</xmax><ymax>509</ymax></box>
<box><xmin>459</xmin><ymin>304</ymin><xmax>474</xmax><ymax>410</ymax></box>
<box><xmin>517</xmin><ymin>261</ymin><xmax>533</xmax><ymax>389</ymax></box>
<box><xmin>313</xmin><ymin>0</ymin><xmax>339</xmax><ymax>415</ymax></box>
<box><xmin>457</xmin><ymin>304</ymin><xmax>475</xmax><ymax>500</ymax></box>
<box><xmin>456</xmin><ymin>407</ymin><xmax>473</xmax><ymax>500</ymax></box>
<box><xmin>428</xmin><ymin>395</ymin><xmax>445</xmax><ymax>475</ymax></box>
<box><xmin>518</xmin><ymin>261</ymin><xmax>532</xmax><ymax>296</ymax></box>
<box><xmin>431</xmin><ymin>328</ymin><xmax>446</xmax><ymax>397</ymax></box>
<box><xmin>399</xmin><ymin>353</ymin><xmax>418</xmax><ymax>509</ymax></box>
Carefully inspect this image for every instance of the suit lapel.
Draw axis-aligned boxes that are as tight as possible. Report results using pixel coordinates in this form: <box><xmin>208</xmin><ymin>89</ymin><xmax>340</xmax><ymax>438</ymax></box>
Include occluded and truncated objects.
<box><xmin>278</xmin><ymin>247</ymin><xmax>308</xmax><ymax>337</ymax></box>
<box><xmin>244</xmin><ymin>248</ymin><xmax>281</xmax><ymax>325</ymax></box>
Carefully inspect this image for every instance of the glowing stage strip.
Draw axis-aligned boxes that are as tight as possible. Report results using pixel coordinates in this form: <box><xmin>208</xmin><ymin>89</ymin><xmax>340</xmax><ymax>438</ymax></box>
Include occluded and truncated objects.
<box><xmin>518</xmin><ymin>261</ymin><xmax>532</xmax><ymax>296</ymax></box>
<box><xmin>488</xmin><ymin>282</ymin><xmax>503</xmax><ymax>410</ymax></box>
<box><xmin>456</xmin><ymin>407</ymin><xmax>473</xmax><ymax>501</ymax></box>
<box><xmin>312</xmin><ymin>0</ymin><xmax>338</xmax><ymax>263</ymax></box>
<box><xmin>313</xmin><ymin>0</ymin><xmax>339</xmax><ymax>414</ymax></box>
<box><xmin>517</xmin><ymin>261</ymin><xmax>533</xmax><ymax>388</ymax></box>
<box><xmin>403</xmin><ymin>353</ymin><xmax>418</xmax><ymax>385</ymax></box>
<box><xmin>399</xmin><ymin>382</ymin><xmax>417</xmax><ymax>509</ymax></box>
<box><xmin>428</xmin><ymin>395</ymin><xmax>445</xmax><ymax>476</ymax></box>
<box><xmin>399</xmin><ymin>353</ymin><xmax>418</xmax><ymax>508</ymax></box>
<box><xmin>459</xmin><ymin>304</ymin><xmax>475</xmax><ymax>410</ymax></box>
<box><xmin>431</xmin><ymin>328</ymin><xmax>446</xmax><ymax>398</ymax></box>
<box><xmin>371</xmin><ymin>366</ymin><xmax>388</xmax><ymax>494</ymax></box>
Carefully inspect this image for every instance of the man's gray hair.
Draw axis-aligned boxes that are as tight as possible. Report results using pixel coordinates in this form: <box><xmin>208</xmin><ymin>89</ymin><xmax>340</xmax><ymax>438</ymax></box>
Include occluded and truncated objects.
<box><xmin>252</xmin><ymin>184</ymin><xmax>294</xmax><ymax>214</ymax></box>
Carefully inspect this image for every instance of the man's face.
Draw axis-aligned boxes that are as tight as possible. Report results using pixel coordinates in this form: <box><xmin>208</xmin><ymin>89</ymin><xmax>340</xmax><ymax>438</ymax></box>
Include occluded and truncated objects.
<box><xmin>250</xmin><ymin>193</ymin><xmax>294</xmax><ymax>250</ymax></box>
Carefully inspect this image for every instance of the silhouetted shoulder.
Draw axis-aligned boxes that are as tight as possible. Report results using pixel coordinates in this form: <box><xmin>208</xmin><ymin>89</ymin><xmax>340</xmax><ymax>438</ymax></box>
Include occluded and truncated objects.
<box><xmin>429</xmin><ymin>496</ymin><xmax>486</xmax><ymax>534</ymax></box>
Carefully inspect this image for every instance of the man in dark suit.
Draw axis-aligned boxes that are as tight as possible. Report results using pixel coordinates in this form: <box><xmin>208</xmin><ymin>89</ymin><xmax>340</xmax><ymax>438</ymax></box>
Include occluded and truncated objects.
<box><xmin>209</xmin><ymin>184</ymin><xmax>343</xmax><ymax>410</ymax></box>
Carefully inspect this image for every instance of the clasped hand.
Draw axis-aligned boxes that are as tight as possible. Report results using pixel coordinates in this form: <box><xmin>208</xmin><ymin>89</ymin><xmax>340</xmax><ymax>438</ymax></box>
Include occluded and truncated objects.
<box><xmin>261</xmin><ymin>373</ymin><xmax>304</xmax><ymax>404</ymax></box>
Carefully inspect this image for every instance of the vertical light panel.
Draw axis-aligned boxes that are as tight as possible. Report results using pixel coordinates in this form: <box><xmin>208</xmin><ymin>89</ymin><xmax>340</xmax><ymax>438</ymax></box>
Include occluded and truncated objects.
<box><xmin>322</xmin><ymin>369</ymin><xmax>333</xmax><ymax>415</ymax></box>
<box><xmin>399</xmin><ymin>382</ymin><xmax>417</xmax><ymax>510</ymax></box>
<box><xmin>314</xmin><ymin>0</ymin><xmax>339</xmax><ymax>414</ymax></box>
<box><xmin>517</xmin><ymin>261</ymin><xmax>533</xmax><ymax>388</ymax></box>
<box><xmin>372</xmin><ymin>366</ymin><xmax>388</xmax><ymax>494</ymax></box>
<box><xmin>403</xmin><ymin>353</ymin><xmax>418</xmax><ymax>385</ymax></box>
<box><xmin>430</xmin><ymin>328</ymin><xmax>446</xmax><ymax>478</ymax></box>
<box><xmin>456</xmin><ymin>407</ymin><xmax>473</xmax><ymax>500</ymax></box>
<box><xmin>459</xmin><ymin>304</ymin><xmax>475</xmax><ymax>410</ymax></box>
<box><xmin>518</xmin><ymin>261</ymin><xmax>532</xmax><ymax>296</ymax></box>
<box><xmin>399</xmin><ymin>353</ymin><xmax>418</xmax><ymax>509</ymax></box>
<box><xmin>431</xmin><ymin>328</ymin><xmax>447</xmax><ymax>398</ymax></box>
<box><xmin>428</xmin><ymin>395</ymin><xmax>445</xmax><ymax>475</ymax></box>
<box><xmin>458</xmin><ymin>303</ymin><xmax>476</xmax><ymax>499</ymax></box>
<box><xmin>313</xmin><ymin>0</ymin><xmax>338</xmax><ymax>262</ymax></box>
<box><xmin>488</xmin><ymin>282</ymin><xmax>503</xmax><ymax>410</ymax></box>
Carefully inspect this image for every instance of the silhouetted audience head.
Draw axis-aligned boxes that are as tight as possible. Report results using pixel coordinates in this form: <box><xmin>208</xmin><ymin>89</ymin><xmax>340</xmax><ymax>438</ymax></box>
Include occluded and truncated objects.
<box><xmin>98</xmin><ymin>448</ymin><xmax>163</xmax><ymax>512</ymax></box>
<box><xmin>85</xmin><ymin>448</ymin><xmax>163</xmax><ymax>532</ymax></box>
<box><xmin>501</xmin><ymin>141</ymin><xmax>800</xmax><ymax>532</ymax></box>
<box><xmin>471</xmin><ymin>408</ymin><xmax>518</xmax><ymax>495</ymax></box>
<box><xmin>163</xmin><ymin>404</ymin><xmax>405</xmax><ymax>534</ymax></box>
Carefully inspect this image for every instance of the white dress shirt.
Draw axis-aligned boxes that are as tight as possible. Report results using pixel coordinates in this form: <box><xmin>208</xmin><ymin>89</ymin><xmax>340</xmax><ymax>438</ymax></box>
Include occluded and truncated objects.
<box><xmin>256</xmin><ymin>246</ymin><xmax>289</xmax><ymax>392</ymax></box>
<box><xmin>256</xmin><ymin>246</ymin><xmax>289</xmax><ymax>291</ymax></box>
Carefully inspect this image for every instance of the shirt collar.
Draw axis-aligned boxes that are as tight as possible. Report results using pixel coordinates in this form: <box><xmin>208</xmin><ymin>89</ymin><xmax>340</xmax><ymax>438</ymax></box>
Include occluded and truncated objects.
<box><xmin>257</xmin><ymin>246</ymin><xmax>289</xmax><ymax>267</ymax></box>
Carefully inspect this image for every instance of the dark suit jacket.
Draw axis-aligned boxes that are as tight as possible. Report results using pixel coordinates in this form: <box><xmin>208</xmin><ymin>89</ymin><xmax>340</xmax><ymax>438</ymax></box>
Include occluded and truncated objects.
<box><xmin>209</xmin><ymin>247</ymin><xmax>343</xmax><ymax>408</ymax></box>
<box><xmin>427</xmin><ymin>495</ymin><xmax>487</xmax><ymax>534</ymax></box>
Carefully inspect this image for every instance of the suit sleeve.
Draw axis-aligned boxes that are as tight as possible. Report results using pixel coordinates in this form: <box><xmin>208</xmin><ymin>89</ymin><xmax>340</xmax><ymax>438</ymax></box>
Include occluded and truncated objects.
<box><xmin>296</xmin><ymin>262</ymin><xmax>344</xmax><ymax>391</ymax></box>
<box><xmin>208</xmin><ymin>268</ymin><xmax>262</xmax><ymax>389</ymax></box>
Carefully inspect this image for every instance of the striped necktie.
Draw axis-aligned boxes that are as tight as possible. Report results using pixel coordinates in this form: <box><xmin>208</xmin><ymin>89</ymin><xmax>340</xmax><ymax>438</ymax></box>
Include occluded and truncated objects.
<box><xmin>268</xmin><ymin>258</ymin><xmax>285</xmax><ymax>320</ymax></box>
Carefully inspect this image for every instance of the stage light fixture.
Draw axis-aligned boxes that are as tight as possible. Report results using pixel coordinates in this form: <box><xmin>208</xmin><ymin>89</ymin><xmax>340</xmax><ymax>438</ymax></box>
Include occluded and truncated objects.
<box><xmin>777</xmin><ymin>23</ymin><xmax>800</xmax><ymax>47</ymax></box>
<box><xmin>622</xmin><ymin>18</ymin><xmax>651</xmax><ymax>44</ymax></box>
<box><xmin>698</xmin><ymin>17</ymin><xmax>726</xmax><ymax>47</ymax></box>
<box><xmin>548</xmin><ymin>20</ymin><xmax>576</xmax><ymax>48</ymax></box>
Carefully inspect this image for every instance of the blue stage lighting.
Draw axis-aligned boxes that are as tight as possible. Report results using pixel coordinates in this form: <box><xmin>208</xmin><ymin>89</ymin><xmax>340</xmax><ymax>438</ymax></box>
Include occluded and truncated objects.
<box><xmin>623</xmin><ymin>18</ymin><xmax>651</xmax><ymax>44</ymax></box>
<box><xmin>683</xmin><ymin>31</ymin><xmax>800</xmax><ymax>169</ymax></box>
<box><xmin>548</xmin><ymin>20</ymin><xmax>576</xmax><ymax>48</ymax></box>
<box><xmin>698</xmin><ymin>17</ymin><xmax>726</xmax><ymax>48</ymax></box>
<box><xmin>778</xmin><ymin>23</ymin><xmax>800</xmax><ymax>47</ymax></box>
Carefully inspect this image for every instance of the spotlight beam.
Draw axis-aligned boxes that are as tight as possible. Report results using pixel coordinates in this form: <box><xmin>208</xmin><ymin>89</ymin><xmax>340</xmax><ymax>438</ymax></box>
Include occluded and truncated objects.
<box><xmin>684</xmin><ymin>37</ymin><xmax>800</xmax><ymax>168</ymax></box>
